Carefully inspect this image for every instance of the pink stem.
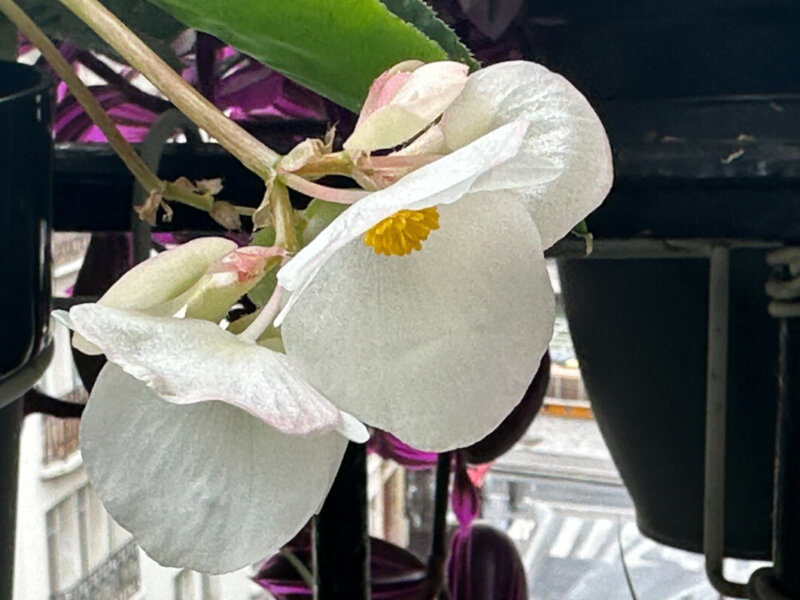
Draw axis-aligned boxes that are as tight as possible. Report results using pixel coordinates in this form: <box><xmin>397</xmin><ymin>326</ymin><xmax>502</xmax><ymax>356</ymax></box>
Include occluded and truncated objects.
<box><xmin>281</xmin><ymin>173</ymin><xmax>369</xmax><ymax>205</ymax></box>
<box><xmin>364</xmin><ymin>154</ymin><xmax>442</xmax><ymax>169</ymax></box>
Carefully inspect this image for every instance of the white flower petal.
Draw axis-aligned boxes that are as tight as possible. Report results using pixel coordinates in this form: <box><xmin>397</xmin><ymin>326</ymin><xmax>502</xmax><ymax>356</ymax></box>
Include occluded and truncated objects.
<box><xmin>81</xmin><ymin>364</ymin><xmax>347</xmax><ymax>573</ymax></box>
<box><xmin>441</xmin><ymin>61</ymin><xmax>613</xmax><ymax>248</ymax></box>
<box><xmin>68</xmin><ymin>304</ymin><xmax>364</xmax><ymax>439</ymax></box>
<box><xmin>276</xmin><ymin>120</ymin><xmax>529</xmax><ymax>324</ymax></box>
<box><xmin>282</xmin><ymin>195</ymin><xmax>554</xmax><ymax>451</ymax></box>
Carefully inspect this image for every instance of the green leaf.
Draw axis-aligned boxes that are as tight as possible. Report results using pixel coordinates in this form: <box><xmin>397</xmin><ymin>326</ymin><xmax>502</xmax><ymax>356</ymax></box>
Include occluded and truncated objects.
<box><xmin>18</xmin><ymin>0</ymin><xmax>184</xmax><ymax>69</ymax></box>
<box><xmin>145</xmin><ymin>0</ymin><xmax>451</xmax><ymax>112</ymax></box>
<box><xmin>247</xmin><ymin>268</ymin><xmax>278</xmax><ymax>308</ymax></box>
<box><xmin>250</xmin><ymin>226</ymin><xmax>276</xmax><ymax>249</ymax></box>
<box><xmin>379</xmin><ymin>0</ymin><xmax>478</xmax><ymax>70</ymax></box>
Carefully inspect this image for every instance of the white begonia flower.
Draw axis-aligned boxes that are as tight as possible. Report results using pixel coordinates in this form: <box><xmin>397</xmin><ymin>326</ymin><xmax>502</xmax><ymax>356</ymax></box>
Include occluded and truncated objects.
<box><xmin>57</xmin><ymin>242</ymin><xmax>368</xmax><ymax>573</ymax></box>
<box><xmin>277</xmin><ymin>60</ymin><xmax>613</xmax><ymax>452</ymax></box>
<box><xmin>343</xmin><ymin>60</ymin><xmax>469</xmax><ymax>152</ymax></box>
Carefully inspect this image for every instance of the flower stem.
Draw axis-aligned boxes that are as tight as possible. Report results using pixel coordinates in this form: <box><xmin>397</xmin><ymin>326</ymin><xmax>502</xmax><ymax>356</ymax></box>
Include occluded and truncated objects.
<box><xmin>280</xmin><ymin>549</ymin><xmax>315</xmax><ymax>590</ymax></box>
<box><xmin>55</xmin><ymin>0</ymin><xmax>281</xmax><ymax>179</ymax></box>
<box><xmin>0</xmin><ymin>0</ymin><xmax>214</xmax><ymax>213</ymax></box>
<box><xmin>281</xmin><ymin>172</ymin><xmax>369</xmax><ymax>205</ymax></box>
<box><xmin>270</xmin><ymin>181</ymin><xmax>299</xmax><ymax>252</ymax></box>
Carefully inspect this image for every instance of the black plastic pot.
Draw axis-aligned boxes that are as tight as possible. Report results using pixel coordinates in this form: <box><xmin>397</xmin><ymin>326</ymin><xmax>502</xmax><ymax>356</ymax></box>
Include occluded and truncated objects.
<box><xmin>0</xmin><ymin>61</ymin><xmax>53</xmax><ymax>404</ymax></box>
<box><xmin>558</xmin><ymin>250</ymin><xmax>779</xmax><ymax>559</ymax></box>
<box><xmin>0</xmin><ymin>60</ymin><xmax>52</xmax><ymax>599</ymax></box>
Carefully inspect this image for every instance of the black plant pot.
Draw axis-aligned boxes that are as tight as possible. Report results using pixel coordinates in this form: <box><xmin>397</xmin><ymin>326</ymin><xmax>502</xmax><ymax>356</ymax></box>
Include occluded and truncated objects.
<box><xmin>558</xmin><ymin>250</ymin><xmax>779</xmax><ymax>559</ymax></box>
<box><xmin>0</xmin><ymin>61</ymin><xmax>53</xmax><ymax>404</ymax></box>
<box><xmin>0</xmin><ymin>60</ymin><xmax>52</xmax><ymax>599</ymax></box>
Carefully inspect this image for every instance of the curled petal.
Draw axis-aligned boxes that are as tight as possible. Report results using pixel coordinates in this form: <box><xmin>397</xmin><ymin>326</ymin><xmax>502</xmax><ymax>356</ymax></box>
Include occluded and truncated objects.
<box><xmin>68</xmin><ymin>304</ymin><xmax>367</xmax><ymax>441</ymax></box>
<box><xmin>356</xmin><ymin>60</ymin><xmax>421</xmax><ymax>122</ymax></box>
<box><xmin>81</xmin><ymin>365</ymin><xmax>348</xmax><ymax>573</ymax></box>
<box><xmin>276</xmin><ymin>120</ymin><xmax>529</xmax><ymax>324</ymax></box>
<box><xmin>73</xmin><ymin>237</ymin><xmax>237</xmax><ymax>354</ymax></box>
<box><xmin>282</xmin><ymin>195</ymin><xmax>554</xmax><ymax>451</ymax></box>
<box><xmin>97</xmin><ymin>236</ymin><xmax>237</xmax><ymax>311</ymax></box>
<box><xmin>356</xmin><ymin>60</ymin><xmax>422</xmax><ymax>122</ymax></box>
<box><xmin>441</xmin><ymin>61</ymin><xmax>613</xmax><ymax>248</ymax></box>
<box><xmin>345</xmin><ymin>61</ymin><xmax>469</xmax><ymax>152</ymax></box>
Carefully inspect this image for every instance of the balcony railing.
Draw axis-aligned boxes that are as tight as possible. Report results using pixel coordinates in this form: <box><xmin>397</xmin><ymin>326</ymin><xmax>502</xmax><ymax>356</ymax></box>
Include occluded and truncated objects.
<box><xmin>50</xmin><ymin>541</ymin><xmax>140</xmax><ymax>600</ymax></box>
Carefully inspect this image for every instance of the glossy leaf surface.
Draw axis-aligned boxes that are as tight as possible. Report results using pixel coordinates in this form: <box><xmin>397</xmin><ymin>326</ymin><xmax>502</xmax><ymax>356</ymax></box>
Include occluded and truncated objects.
<box><xmin>146</xmin><ymin>0</ymin><xmax>453</xmax><ymax>111</ymax></box>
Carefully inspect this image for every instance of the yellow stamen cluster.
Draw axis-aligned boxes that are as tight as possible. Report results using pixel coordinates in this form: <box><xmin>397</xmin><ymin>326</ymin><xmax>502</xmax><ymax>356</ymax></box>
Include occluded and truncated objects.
<box><xmin>363</xmin><ymin>207</ymin><xmax>440</xmax><ymax>256</ymax></box>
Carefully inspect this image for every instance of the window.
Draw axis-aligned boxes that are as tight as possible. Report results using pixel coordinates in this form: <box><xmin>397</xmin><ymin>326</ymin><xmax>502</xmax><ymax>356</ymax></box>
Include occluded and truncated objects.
<box><xmin>367</xmin><ymin>456</ymin><xmax>409</xmax><ymax>547</ymax></box>
<box><xmin>46</xmin><ymin>485</ymin><xmax>133</xmax><ymax>595</ymax></box>
<box><xmin>174</xmin><ymin>570</ymin><xmax>218</xmax><ymax>600</ymax></box>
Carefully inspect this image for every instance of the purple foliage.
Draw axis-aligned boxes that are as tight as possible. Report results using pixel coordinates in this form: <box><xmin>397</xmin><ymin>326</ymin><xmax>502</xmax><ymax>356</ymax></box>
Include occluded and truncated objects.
<box><xmin>456</xmin><ymin>0</ymin><xmax>525</xmax><ymax>40</ymax></box>
<box><xmin>447</xmin><ymin>523</ymin><xmax>528</xmax><ymax>600</ymax></box>
<box><xmin>451</xmin><ymin>454</ymin><xmax>481</xmax><ymax>528</ymax></box>
<box><xmin>33</xmin><ymin>34</ymin><xmax>333</xmax><ymax>143</ymax></box>
<box><xmin>368</xmin><ymin>430</ymin><xmax>440</xmax><ymax>470</ymax></box>
<box><xmin>432</xmin><ymin>0</ymin><xmax>528</xmax><ymax>65</ymax></box>
<box><xmin>254</xmin><ymin>530</ymin><xmax>429</xmax><ymax>600</ymax></box>
<box><xmin>34</xmin><ymin>2</ymin><xmax>526</xmax><ymax>144</ymax></box>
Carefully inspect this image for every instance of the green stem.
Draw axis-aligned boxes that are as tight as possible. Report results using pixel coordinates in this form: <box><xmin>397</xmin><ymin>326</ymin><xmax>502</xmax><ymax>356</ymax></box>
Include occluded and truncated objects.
<box><xmin>271</xmin><ymin>181</ymin><xmax>299</xmax><ymax>252</ymax></box>
<box><xmin>0</xmin><ymin>0</ymin><xmax>214</xmax><ymax>213</ymax></box>
<box><xmin>56</xmin><ymin>0</ymin><xmax>280</xmax><ymax>179</ymax></box>
<box><xmin>163</xmin><ymin>181</ymin><xmax>214</xmax><ymax>212</ymax></box>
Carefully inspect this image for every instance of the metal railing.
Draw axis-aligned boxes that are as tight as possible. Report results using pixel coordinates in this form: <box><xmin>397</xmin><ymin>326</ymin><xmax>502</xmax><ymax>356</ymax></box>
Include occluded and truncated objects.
<box><xmin>51</xmin><ymin>540</ymin><xmax>140</xmax><ymax>600</ymax></box>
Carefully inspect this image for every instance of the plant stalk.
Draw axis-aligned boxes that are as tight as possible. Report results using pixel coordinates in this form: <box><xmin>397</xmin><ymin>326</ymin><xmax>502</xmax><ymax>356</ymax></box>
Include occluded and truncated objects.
<box><xmin>427</xmin><ymin>452</ymin><xmax>452</xmax><ymax>600</ymax></box>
